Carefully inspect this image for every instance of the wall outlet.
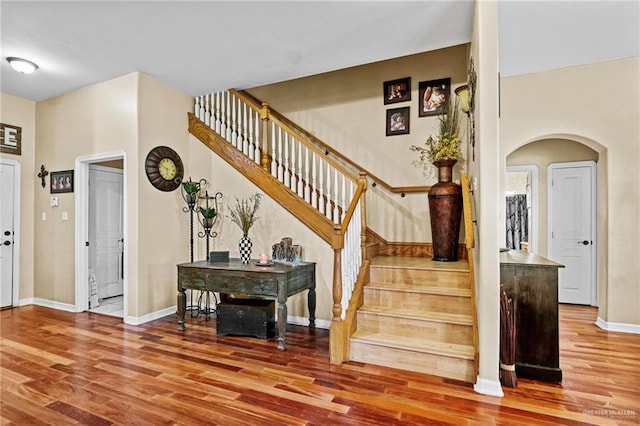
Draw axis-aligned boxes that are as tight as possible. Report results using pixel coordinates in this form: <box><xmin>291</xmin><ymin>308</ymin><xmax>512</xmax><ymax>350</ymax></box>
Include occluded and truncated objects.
<box><xmin>42</xmin><ymin>212</ymin><xmax>47</xmax><ymax>221</ymax></box>
<box><xmin>62</xmin><ymin>211</ymin><xmax>68</xmax><ymax>221</ymax></box>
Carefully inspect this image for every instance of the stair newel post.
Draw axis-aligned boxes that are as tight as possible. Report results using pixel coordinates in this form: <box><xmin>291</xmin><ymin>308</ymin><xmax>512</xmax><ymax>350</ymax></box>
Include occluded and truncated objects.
<box><xmin>331</xmin><ymin>226</ymin><xmax>344</xmax><ymax>322</ymax></box>
<box><xmin>260</xmin><ymin>102</ymin><xmax>271</xmax><ymax>172</ymax></box>
<box><xmin>358</xmin><ymin>172</ymin><xmax>368</xmax><ymax>260</ymax></box>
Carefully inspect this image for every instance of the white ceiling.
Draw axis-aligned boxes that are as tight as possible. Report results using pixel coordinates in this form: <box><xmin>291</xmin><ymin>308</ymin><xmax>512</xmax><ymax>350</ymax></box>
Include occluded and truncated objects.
<box><xmin>1</xmin><ymin>1</ymin><xmax>638</xmax><ymax>103</ymax></box>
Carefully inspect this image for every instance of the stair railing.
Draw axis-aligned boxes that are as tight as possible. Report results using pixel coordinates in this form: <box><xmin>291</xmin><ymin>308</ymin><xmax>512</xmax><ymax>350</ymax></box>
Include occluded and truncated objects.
<box><xmin>192</xmin><ymin>91</ymin><xmax>368</xmax><ymax>356</ymax></box>
<box><xmin>461</xmin><ymin>173</ymin><xmax>479</xmax><ymax>375</ymax></box>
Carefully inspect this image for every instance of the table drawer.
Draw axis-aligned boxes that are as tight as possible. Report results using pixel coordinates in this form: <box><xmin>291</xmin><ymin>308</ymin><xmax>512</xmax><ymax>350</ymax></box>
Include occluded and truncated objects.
<box><xmin>215</xmin><ymin>275</ymin><xmax>277</xmax><ymax>295</ymax></box>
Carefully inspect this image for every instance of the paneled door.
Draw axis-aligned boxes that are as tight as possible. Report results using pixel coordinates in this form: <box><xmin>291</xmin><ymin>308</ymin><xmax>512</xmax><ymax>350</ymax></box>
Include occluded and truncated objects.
<box><xmin>549</xmin><ymin>162</ymin><xmax>596</xmax><ymax>305</ymax></box>
<box><xmin>0</xmin><ymin>162</ymin><xmax>15</xmax><ymax>307</ymax></box>
<box><xmin>89</xmin><ymin>165</ymin><xmax>124</xmax><ymax>300</ymax></box>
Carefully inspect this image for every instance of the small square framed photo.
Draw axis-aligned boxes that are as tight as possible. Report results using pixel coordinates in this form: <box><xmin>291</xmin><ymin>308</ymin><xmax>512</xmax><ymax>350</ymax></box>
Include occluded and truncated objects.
<box><xmin>418</xmin><ymin>77</ymin><xmax>450</xmax><ymax>117</ymax></box>
<box><xmin>50</xmin><ymin>170</ymin><xmax>74</xmax><ymax>194</ymax></box>
<box><xmin>386</xmin><ymin>107</ymin><xmax>410</xmax><ymax>136</ymax></box>
<box><xmin>383</xmin><ymin>77</ymin><xmax>411</xmax><ymax>105</ymax></box>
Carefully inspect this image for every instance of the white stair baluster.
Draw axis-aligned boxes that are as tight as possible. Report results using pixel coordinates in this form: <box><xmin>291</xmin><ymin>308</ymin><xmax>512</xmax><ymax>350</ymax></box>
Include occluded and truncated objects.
<box><xmin>226</xmin><ymin>92</ymin><xmax>232</xmax><ymax>141</ymax></box>
<box><xmin>246</xmin><ymin>108</ymin><xmax>253</xmax><ymax>158</ymax></box>
<box><xmin>231</xmin><ymin>93</ymin><xmax>237</xmax><ymax>147</ymax></box>
<box><xmin>277</xmin><ymin>128</ymin><xmax>284</xmax><ymax>183</ymax></box>
<box><xmin>283</xmin><ymin>133</ymin><xmax>290</xmax><ymax>188</ymax></box>
<box><xmin>297</xmin><ymin>143</ymin><xmax>304</xmax><ymax>197</ymax></box>
<box><xmin>325</xmin><ymin>164</ymin><xmax>332</xmax><ymax>220</ymax></box>
<box><xmin>220</xmin><ymin>92</ymin><xmax>227</xmax><ymax>137</ymax></box>
<box><xmin>318</xmin><ymin>160</ymin><xmax>324</xmax><ymax>215</ymax></box>
<box><xmin>290</xmin><ymin>140</ymin><xmax>297</xmax><ymax>191</ymax></box>
<box><xmin>311</xmin><ymin>152</ymin><xmax>317</xmax><ymax>208</ymax></box>
<box><xmin>204</xmin><ymin>94</ymin><xmax>210</xmax><ymax>126</ymax></box>
<box><xmin>333</xmin><ymin>170</ymin><xmax>340</xmax><ymax>223</ymax></box>
<box><xmin>199</xmin><ymin>96</ymin><xmax>205</xmax><ymax>122</ymax></box>
<box><xmin>304</xmin><ymin>147</ymin><xmax>310</xmax><ymax>203</ymax></box>
<box><xmin>254</xmin><ymin>109</ymin><xmax>260</xmax><ymax>164</ymax></box>
<box><xmin>194</xmin><ymin>96</ymin><xmax>200</xmax><ymax>120</ymax></box>
<box><xmin>271</xmin><ymin>122</ymin><xmax>277</xmax><ymax>177</ymax></box>
<box><xmin>215</xmin><ymin>92</ymin><xmax>221</xmax><ymax>134</ymax></box>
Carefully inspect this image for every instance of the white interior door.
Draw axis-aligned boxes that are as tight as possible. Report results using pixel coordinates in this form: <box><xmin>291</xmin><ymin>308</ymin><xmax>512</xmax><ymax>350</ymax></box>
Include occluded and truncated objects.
<box><xmin>0</xmin><ymin>162</ymin><xmax>15</xmax><ymax>307</ymax></box>
<box><xmin>549</xmin><ymin>162</ymin><xmax>596</xmax><ymax>305</ymax></box>
<box><xmin>89</xmin><ymin>166</ymin><xmax>123</xmax><ymax>300</ymax></box>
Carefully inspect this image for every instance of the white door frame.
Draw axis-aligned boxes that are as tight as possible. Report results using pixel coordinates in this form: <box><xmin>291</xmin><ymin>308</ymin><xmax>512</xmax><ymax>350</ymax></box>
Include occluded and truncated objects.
<box><xmin>75</xmin><ymin>151</ymin><xmax>128</xmax><ymax>317</ymax></box>
<box><xmin>547</xmin><ymin>160</ymin><xmax>597</xmax><ymax>306</ymax></box>
<box><xmin>506</xmin><ymin>164</ymin><xmax>538</xmax><ymax>254</ymax></box>
<box><xmin>0</xmin><ymin>158</ymin><xmax>21</xmax><ymax>306</ymax></box>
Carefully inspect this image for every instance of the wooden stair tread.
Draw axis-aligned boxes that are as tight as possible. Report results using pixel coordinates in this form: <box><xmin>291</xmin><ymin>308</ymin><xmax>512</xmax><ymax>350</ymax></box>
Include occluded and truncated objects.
<box><xmin>351</xmin><ymin>331</ymin><xmax>474</xmax><ymax>359</ymax></box>
<box><xmin>358</xmin><ymin>305</ymin><xmax>473</xmax><ymax>325</ymax></box>
<box><xmin>366</xmin><ymin>282</ymin><xmax>471</xmax><ymax>296</ymax></box>
<box><xmin>370</xmin><ymin>256</ymin><xmax>469</xmax><ymax>272</ymax></box>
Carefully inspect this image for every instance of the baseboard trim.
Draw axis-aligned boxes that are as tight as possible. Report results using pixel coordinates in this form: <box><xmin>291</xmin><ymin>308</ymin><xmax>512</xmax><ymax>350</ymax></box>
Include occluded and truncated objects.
<box><xmin>287</xmin><ymin>314</ymin><xmax>330</xmax><ymax>330</ymax></box>
<box><xmin>596</xmin><ymin>317</ymin><xmax>640</xmax><ymax>334</ymax></box>
<box><xmin>125</xmin><ymin>306</ymin><xmax>177</xmax><ymax>326</ymax></box>
<box><xmin>473</xmin><ymin>376</ymin><xmax>504</xmax><ymax>397</ymax></box>
<box><xmin>28</xmin><ymin>298</ymin><xmax>76</xmax><ymax>312</ymax></box>
<box><xmin>16</xmin><ymin>300</ymin><xmax>330</xmax><ymax>330</ymax></box>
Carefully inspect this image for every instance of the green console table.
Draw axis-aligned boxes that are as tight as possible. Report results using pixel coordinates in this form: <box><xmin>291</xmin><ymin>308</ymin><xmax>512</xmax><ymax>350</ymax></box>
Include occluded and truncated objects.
<box><xmin>177</xmin><ymin>259</ymin><xmax>316</xmax><ymax>350</ymax></box>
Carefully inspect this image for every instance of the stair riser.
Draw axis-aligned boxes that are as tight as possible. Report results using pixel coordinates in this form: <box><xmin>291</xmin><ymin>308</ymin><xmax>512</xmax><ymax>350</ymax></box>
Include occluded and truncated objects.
<box><xmin>357</xmin><ymin>312</ymin><xmax>473</xmax><ymax>344</ymax></box>
<box><xmin>349</xmin><ymin>341</ymin><xmax>475</xmax><ymax>383</ymax></box>
<box><xmin>370</xmin><ymin>267</ymin><xmax>469</xmax><ymax>289</ymax></box>
<box><xmin>364</xmin><ymin>288</ymin><xmax>472</xmax><ymax>315</ymax></box>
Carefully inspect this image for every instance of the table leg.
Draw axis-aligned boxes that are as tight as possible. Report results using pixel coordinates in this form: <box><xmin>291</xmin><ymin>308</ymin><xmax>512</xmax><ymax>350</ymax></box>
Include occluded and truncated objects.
<box><xmin>308</xmin><ymin>288</ymin><xmax>316</xmax><ymax>328</ymax></box>
<box><xmin>277</xmin><ymin>299</ymin><xmax>287</xmax><ymax>351</ymax></box>
<box><xmin>177</xmin><ymin>288</ymin><xmax>186</xmax><ymax>331</ymax></box>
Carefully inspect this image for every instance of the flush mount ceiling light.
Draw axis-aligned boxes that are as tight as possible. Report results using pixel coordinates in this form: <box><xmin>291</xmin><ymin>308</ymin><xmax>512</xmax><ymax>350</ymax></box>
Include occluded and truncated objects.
<box><xmin>7</xmin><ymin>57</ymin><xmax>39</xmax><ymax>74</ymax></box>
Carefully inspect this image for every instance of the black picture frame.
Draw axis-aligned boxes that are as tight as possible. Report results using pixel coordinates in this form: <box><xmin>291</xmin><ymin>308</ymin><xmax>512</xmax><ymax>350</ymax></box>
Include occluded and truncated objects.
<box><xmin>50</xmin><ymin>170</ymin><xmax>74</xmax><ymax>194</ymax></box>
<box><xmin>418</xmin><ymin>77</ymin><xmax>450</xmax><ymax>117</ymax></box>
<box><xmin>383</xmin><ymin>77</ymin><xmax>411</xmax><ymax>105</ymax></box>
<box><xmin>386</xmin><ymin>107</ymin><xmax>410</xmax><ymax>136</ymax></box>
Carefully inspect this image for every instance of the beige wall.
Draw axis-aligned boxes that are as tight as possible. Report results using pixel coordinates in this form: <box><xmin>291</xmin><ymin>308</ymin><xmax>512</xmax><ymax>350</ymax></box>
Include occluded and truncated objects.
<box><xmin>500</xmin><ymin>55</ymin><xmax>640</xmax><ymax>326</ymax></box>
<box><xmin>33</xmin><ymin>72</ymin><xmax>193</xmax><ymax>319</ymax></box>
<box><xmin>507</xmin><ymin>139</ymin><xmax>599</xmax><ymax>255</ymax></box>
<box><xmin>136</xmin><ymin>74</ymin><xmax>193</xmax><ymax>316</ymax></box>
<box><xmin>0</xmin><ymin>93</ymin><xmax>36</xmax><ymax>301</ymax></box>
<box><xmin>248</xmin><ymin>44</ymin><xmax>470</xmax><ymax>243</ymax></box>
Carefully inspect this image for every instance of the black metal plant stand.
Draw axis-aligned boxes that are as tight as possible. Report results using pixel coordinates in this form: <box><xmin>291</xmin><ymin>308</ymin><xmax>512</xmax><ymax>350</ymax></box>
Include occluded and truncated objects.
<box><xmin>196</xmin><ymin>190</ymin><xmax>224</xmax><ymax>320</ymax></box>
<box><xmin>181</xmin><ymin>178</ymin><xmax>207</xmax><ymax>314</ymax></box>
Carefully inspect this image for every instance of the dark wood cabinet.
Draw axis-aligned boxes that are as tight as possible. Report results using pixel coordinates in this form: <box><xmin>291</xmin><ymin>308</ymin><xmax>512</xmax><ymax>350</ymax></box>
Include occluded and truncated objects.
<box><xmin>500</xmin><ymin>250</ymin><xmax>564</xmax><ymax>383</ymax></box>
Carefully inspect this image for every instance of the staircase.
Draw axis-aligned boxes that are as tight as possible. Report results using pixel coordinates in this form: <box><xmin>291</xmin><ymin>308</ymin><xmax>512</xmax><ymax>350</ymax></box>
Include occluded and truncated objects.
<box><xmin>189</xmin><ymin>90</ymin><xmax>478</xmax><ymax>384</ymax></box>
<box><xmin>350</xmin><ymin>255</ymin><xmax>475</xmax><ymax>382</ymax></box>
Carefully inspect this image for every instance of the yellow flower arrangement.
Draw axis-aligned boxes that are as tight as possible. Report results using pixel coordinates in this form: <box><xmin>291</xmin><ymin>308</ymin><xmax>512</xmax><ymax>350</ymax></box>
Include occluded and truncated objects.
<box><xmin>410</xmin><ymin>97</ymin><xmax>461</xmax><ymax>170</ymax></box>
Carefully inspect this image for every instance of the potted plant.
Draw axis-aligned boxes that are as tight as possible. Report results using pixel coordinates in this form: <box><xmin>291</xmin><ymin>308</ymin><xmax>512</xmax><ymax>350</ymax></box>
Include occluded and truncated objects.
<box><xmin>199</xmin><ymin>206</ymin><xmax>217</xmax><ymax>228</ymax></box>
<box><xmin>181</xmin><ymin>179</ymin><xmax>202</xmax><ymax>206</ymax></box>
<box><xmin>228</xmin><ymin>192</ymin><xmax>263</xmax><ymax>264</ymax></box>
<box><xmin>410</xmin><ymin>98</ymin><xmax>463</xmax><ymax>261</ymax></box>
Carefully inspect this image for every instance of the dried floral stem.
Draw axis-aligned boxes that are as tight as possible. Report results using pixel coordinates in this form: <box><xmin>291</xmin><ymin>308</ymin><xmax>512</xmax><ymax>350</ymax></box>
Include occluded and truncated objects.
<box><xmin>228</xmin><ymin>192</ymin><xmax>262</xmax><ymax>235</ymax></box>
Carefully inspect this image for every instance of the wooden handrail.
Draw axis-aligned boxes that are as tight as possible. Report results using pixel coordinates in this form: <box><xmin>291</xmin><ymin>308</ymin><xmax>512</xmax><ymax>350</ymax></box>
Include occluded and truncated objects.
<box><xmin>461</xmin><ymin>173</ymin><xmax>479</xmax><ymax>376</ymax></box>
<box><xmin>232</xmin><ymin>89</ymin><xmax>431</xmax><ymax>195</ymax></box>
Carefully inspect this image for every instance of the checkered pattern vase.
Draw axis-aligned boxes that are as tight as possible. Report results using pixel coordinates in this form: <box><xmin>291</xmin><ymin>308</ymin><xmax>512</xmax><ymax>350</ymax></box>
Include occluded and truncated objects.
<box><xmin>239</xmin><ymin>235</ymin><xmax>252</xmax><ymax>264</ymax></box>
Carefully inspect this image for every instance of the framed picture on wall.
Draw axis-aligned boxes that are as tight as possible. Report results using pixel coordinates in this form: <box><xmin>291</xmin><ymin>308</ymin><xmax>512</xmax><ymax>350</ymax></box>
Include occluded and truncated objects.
<box><xmin>383</xmin><ymin>77</ymin><xmax>411</xmax><ymax>105</ymax></box>
<box><xmin>50</xmin><ymin>170</ymin><xmax>74</xmax><ymax>194</ymax></box>
<box><xmin>418</xmin><ymin>77</ymin><xmax>450</xmax><ymax>117</ymax></box>
<box><xmin>386</xmin><ymin>107</ymin><xmax>410</xmax><ymax>136</ymax></box>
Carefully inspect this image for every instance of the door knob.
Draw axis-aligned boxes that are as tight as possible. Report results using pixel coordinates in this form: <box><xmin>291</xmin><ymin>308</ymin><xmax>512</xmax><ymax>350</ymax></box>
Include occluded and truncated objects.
<box><xmin>3</xmin><ymin>240</ymin><xmax>11</xmax><ymax>246</ymax></box>
<box><xmin>578</xmin><ymin>240</ymin><xmax>590</xmax><ymax>245</ymax></box>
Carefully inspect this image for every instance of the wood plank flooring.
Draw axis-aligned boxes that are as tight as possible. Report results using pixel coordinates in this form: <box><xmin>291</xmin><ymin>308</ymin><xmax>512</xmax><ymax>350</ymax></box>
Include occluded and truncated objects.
<box><xmin>1</xmin><ymin>304</ymin><xmax>638</xmax><ymax>425</ymax></box>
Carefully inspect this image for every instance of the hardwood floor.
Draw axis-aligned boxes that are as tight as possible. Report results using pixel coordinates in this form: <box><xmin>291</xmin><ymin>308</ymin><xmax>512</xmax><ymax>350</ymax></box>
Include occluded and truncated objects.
<box><xmin>1</xmin><ymin>304</ymin><xmax>638</xmax><ymax>425</ymax></box>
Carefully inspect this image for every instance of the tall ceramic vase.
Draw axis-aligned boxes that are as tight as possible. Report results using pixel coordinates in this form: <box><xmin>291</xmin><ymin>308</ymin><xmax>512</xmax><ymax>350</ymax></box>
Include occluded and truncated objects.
<box><xmin>239</xmin><ymin>234</ymin><xmax>252</xmax><ymax>264</ymax></box>
<box><xmin>428</xmin><ymin>159</ymin><xmax>462</xmax><ymax>261</ymax></box>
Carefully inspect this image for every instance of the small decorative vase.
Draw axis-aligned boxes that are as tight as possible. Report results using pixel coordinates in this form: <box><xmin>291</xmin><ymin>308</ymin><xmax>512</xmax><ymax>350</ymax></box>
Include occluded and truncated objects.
<box><xmin>239</xmin><ymin>234</ymin><xmax>252</xmax><ymax>264</ymax></box>
<box><xmin>428</xmin><ymin>159</ymin><xmax>462</xmax><ymax>261</ymax></box>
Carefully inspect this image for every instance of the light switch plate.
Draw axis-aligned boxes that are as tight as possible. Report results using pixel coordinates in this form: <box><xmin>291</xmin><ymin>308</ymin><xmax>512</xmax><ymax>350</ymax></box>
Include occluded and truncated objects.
<box><xmin>50</xmin><ymin>197</ymin><xmax>59</xmax><ymax>207</ymax></box>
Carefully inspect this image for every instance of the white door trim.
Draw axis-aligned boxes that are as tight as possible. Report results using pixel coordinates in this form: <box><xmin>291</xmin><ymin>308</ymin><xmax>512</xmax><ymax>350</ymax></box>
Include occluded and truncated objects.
<box><xmin>506</xmin><ymin>164</ymin><xmax>538</xmax><ymax>254</ymax></box>
<box><xmin>0</xmin><ymin>158</ymin><xmax>20</xmax><ymax>306</ymax></box>
<box><xmin>75</xmin><ymin>151</ymin><xmax>128</xmax><ymax>318</ymax></box>
<box><xmin>547</xmin><ymin>160</ymin><xmax>597</xmax><ymax>306</ymax></box>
